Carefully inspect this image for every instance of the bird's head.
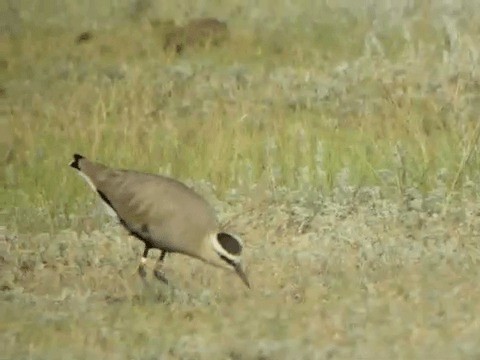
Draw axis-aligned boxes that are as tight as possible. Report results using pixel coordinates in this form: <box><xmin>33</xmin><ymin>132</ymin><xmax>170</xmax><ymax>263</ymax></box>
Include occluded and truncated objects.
<box><xmin>204</xmin><ymin>231</ymin><xmax>250</xmax><ymax>289</ymax></box>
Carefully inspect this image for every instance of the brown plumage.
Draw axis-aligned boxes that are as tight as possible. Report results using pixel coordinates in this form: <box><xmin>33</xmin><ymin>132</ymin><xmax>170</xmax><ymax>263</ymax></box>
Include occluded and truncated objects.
<box><xmin>69</xmin><ymin>154</ymin><xmax>250</xmax><ymax>288</ymax></box>
<box><xmin>163</xmin><ymin>17</ymin><xmax>229</xmax><ymax>54</ymax></box>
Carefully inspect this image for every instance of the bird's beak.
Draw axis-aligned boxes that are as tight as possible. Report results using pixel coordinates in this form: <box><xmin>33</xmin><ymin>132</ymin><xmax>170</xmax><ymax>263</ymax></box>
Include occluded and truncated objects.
<box><xmin>234</xmin><ymin>263</ymin><xmax>251</xmax><ymax>289</ymax></box>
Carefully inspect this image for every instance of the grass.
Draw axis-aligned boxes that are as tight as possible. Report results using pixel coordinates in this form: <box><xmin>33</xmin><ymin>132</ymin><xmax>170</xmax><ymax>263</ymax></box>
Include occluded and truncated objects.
<box><xmin>2</xmin><ymin>0</ymin><xmax>480</xmax><ymax>358</ymax></box>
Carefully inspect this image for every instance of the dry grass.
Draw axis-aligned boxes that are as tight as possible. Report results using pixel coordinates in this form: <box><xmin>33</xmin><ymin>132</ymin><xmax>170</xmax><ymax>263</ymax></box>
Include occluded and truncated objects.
<box><xmin>2</xmin><ymin>0</ymin><xmax>480</xmax><ymax>358</ymax></box>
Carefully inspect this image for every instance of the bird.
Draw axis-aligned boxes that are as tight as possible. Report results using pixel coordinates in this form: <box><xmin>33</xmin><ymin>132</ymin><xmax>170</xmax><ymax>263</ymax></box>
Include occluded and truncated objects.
<box><xmin>69</xmin><ymin>153</ymin><xmax>250</xmax><ymax>289</ymax></box>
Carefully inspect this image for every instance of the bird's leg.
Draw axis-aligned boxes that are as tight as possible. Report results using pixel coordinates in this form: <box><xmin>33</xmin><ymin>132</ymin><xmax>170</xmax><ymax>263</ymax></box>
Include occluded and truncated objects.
<box><xmin>153</xmin><ymin>250</ymin><xmax>169</xmax><ymax>284</ymax></box>
<box><xmin>138</xmin><ymin>245</ymin><xmax>150</xmax><ymax>278</ymax></box>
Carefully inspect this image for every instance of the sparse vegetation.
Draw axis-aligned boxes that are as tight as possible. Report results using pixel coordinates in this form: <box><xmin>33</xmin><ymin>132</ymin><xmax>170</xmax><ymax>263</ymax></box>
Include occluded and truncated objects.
<box><xmin>2</xmin><ymin>0</ymin><xmax>480</xmax><ymax>358</ymax></box>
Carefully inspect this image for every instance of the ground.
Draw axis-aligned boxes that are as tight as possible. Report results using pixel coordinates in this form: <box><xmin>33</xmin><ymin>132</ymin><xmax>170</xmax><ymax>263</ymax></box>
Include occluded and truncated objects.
<box><xmin>1</xmin><ymin>0</ymin><xmax>480</xmax><ymax>358</ymax></box>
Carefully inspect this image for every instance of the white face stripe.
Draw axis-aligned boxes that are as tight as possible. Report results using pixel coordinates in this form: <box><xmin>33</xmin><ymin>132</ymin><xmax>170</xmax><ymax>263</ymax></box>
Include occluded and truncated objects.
<box><xmin>75</xmin><ymin>170</ymin><xmax>117</xmax><ymax>218</ymax></box>
<box><xmin>100</xmin><ymin>199</ymin><xmax>118</xmax><ymax>218</ymax></box>
<box><xmin>210</xmin><ymin>233</ymin><xmax>241</xmax><ymax>263</ymax></box>
<box><xmin>76</xmin><ymin>170</ymin><xmax>96</xmax><ymax>191</ymax></box>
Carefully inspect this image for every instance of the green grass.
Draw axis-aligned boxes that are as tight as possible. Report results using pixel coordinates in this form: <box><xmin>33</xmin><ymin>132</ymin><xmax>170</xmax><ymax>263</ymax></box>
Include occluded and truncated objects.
<box><xmin>2</xmin><ymin>0</ymin><xmax>480</xmax><ymax>358</ymax></box>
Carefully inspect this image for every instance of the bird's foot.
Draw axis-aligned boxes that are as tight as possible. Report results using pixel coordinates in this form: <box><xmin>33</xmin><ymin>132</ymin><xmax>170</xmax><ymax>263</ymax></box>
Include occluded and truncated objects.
<box><xmin>138</xmin><ymin>264</ymin><xmax>147</xmax><ymax>278</ymax></box>
<box><xmin>153</xmin><ymin>268</ymin><xmax>169</xmax><ymax>284</ymax></box>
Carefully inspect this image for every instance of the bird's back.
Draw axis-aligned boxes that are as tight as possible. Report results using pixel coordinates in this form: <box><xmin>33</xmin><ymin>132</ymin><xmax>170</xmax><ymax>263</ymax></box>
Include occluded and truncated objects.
<box><xmin>77</xmin><ymin>157</ymin><xmax>218</xmax><ymax>255</ymax></box>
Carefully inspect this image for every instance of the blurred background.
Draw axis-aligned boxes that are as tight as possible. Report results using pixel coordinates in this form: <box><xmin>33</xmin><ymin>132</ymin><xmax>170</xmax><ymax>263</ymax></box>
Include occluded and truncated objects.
<box><xmin>2</xmin><ymin>1</ymin><xmax>480</xmax><ymax>358</ymax></box>
<box><xmin>2</xmin><ymin>0</ymin><xmax>480</xmax><ymax>232</ymax></box>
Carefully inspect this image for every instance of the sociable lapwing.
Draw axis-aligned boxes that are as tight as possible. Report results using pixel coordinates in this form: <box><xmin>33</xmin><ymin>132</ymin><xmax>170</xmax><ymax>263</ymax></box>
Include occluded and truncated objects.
<box><xmin>69</xmin><ymin>154</ymin><xmax>250</xmax><ymax>288</ymax></box>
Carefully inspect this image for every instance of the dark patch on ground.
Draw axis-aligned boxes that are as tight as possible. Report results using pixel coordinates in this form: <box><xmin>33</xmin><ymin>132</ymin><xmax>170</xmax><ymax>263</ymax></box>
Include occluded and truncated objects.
<box><xmin>75</xmin><ymin>31</ymin><xmax>93</xmax><ymax>44</ymax></box>
<box><xmin>163</xmin><ymin>17</ymin><xmax>229</xmax><ymax>54</ymax></box>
